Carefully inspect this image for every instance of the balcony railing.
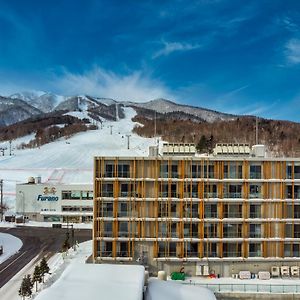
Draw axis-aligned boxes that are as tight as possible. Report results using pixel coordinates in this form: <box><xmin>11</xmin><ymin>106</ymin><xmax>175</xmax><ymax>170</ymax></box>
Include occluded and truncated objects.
<box><xmin>223</xmin><ymin>212</ymin><xmax>243</xmax><ymax>218</ymax></box>
<box><xmin>102</xmin><ymin>192</ymin><xmax>114</xmax><ymax>197</ymax></box>
<box><xmin>249</xmin><ymin>212</ymin><xmax>261</xmax><ymax>218</ymax></box>
<box><xmin>223</xmin><ymin>251</ymin><xmax>242</xmax><ymax>257</ymax></box>
<box><xmin>116</xmin><ymin>251</ymin><xmax>130</xmax><ymax>257</ymax></box>
<box><xmin>249</xmin><ymin>193</ymin><xmax>262</xmax><ymax>199</ymax></box>
<box><xmin>204</xmin><ymin>192</ymin><xmax>218</xmax><ymax>198</ymax></box>
<box><xmin>186</xmin><ymin>251</ymin><xmax>199</xmax><ymax>257</ymax></box>
<box><xmin>249</xmin><ymin>232</ymin><xmax>261</xmax><ymax>238</ymax></box>
<box><xmin>223</xmin><ymin>232</ymin><xmax>242</xmax><ymax>238</ymax></box>
<box><xmin>101</xmin><ymin>251</ymin><xmax>113</xmax><ymax>257</ymax></box>
<box><xmin>250</xmin><ymin>173</ymin><xmax>261</xmax><ymax>179</ymax></box>
<box><xmin>223</xmin><ymin>193</ymin><xmax>242</xmax><ymax>198</ymax></box>
<box><xmin>248</xmin><ymin>251</ymin><xmax>262</xmax><ymax>257</ymax></box>
<box><xmin>204</xmin><ymin>212</ymin><xmax>218</xmax><ymax>218</ymax></box>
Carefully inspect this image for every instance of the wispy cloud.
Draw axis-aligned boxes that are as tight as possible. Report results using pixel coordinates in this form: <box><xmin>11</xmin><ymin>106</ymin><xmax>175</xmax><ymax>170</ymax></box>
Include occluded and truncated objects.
<box><xmin>285</xmin><ymin>38</ymin><xmax>300</xmax><ymax>65</ymax></box>
<box><xmin>152</xmin><ymin>40</ymin><xmax>201</xmax><ymax>58</ymax></box>
<box><xmin>49</xmin><ymin>67</ymin><xmax>175</xmax><ymax>102</ymax></box>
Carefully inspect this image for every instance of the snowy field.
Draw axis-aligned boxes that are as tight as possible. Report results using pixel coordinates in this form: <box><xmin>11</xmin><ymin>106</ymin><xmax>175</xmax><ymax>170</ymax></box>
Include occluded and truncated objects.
<box><xmin>0</xmin><ymin>107</ymin><xmax>156</xmax><ymax>212</ymax></box>
<box><xmin>0</xmin><ymin>233</ymin><xmax>22</xmax><ymax>264</ymax></box>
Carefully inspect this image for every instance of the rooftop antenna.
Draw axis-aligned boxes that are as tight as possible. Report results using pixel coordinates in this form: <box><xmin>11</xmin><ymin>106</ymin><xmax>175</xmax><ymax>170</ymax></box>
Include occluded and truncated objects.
<box><xmin>255</xmin><ymin>117</ymin><xmax>258</xmax><ymax>145</ymax></box>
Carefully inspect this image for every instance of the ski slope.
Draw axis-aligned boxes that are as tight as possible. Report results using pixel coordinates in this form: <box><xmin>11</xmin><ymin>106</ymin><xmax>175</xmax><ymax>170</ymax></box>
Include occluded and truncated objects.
<box><xmin>0</xmin><ymin>107</ymin><xmax>157</xmax><ymax>212</ymax></box>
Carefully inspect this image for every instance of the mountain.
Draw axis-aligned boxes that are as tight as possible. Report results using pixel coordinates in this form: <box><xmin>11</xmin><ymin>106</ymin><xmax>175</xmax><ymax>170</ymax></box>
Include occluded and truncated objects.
<box><xmin>124</xmin><ymin>98</ymin><xmax>236</xmax><ymax>122</ymax></box>
<box><xmin>0</xmin><ymin>96</ymin><xmax>42</xmax><ymax>126</ymax></box>
<box><xmin>10</xmin><ymin>91</ymin><xmax>65</xmax><ymax>112</ymax></box>
<box><xmin>54</xmin><ymin>95</ymin><xmax>124</xmax><ymax>121</ymax></box>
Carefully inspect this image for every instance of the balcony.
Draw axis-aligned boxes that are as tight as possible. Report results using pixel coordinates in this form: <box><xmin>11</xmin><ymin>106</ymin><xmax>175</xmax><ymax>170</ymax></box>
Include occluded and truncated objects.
<box><xmin>250</xmin><ymin>173</ymin><xmax>261</xmax><ymax>179</ymax></box>
<box><xmin>204</xmin><ymin>212</ymin><xmax>218</xmax><ymax>218</ymax></box>
<box><xmin>223</xmin><ymin>212</ymin><xmax>243</xmax><ymax>218</ymax></box>
<box><xmin>248</xmin><ymin>251</ymin><xmax>262</xmax><ymax>257</ymax></box>
<box><xmin>102</xmin><ymin>192</ymin><xmax>114</xmax><ymax>197</ymax></box>
<box><xmin>249</xmin><ymin>212</ymin><xmax>261</xmax><ymax>218</ymax></box>
<box><xmin>186</xmin><ymin>251</ymin><xmax>198</xmax><ymax>257</ymax></box>
<box><xmin>249</xmin><ymin>232</ymin><xmax>261</xmax><ymax>238</ymax></box>
<box><xmin>223</xmin><ymin>252</ymin><xmax>242</xmax><ymax>257</ymax></box>
<box><xmin>249</xmin><ymin>193</ymin><xmax>262</xmax><ymax>199</ymax></box>
<box><xmin>101</xmin><ymin>251</ymin><xmax>113</xmax><ymax>257</ymax></box>
<box><xmin>204</xmin><ymin>192</ymin><xmax>218</xmax><ymax>198</ymax></box>
<box><xmin>116</xmin><ymin>251</ymin><xmax>130</xmax><ymax>257</ymax></box>
<box><xmin>223</xmin><ymin>193</ymin><xmax>242</xmax><ymax>199</ymax></box>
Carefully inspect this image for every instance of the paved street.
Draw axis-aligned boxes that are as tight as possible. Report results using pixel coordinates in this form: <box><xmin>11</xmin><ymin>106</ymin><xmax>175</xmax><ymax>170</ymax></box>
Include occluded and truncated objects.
<box><xmin>0</xmin><ymin>226</ymin><xmax>92</xmax><ymax>288</ymax></box>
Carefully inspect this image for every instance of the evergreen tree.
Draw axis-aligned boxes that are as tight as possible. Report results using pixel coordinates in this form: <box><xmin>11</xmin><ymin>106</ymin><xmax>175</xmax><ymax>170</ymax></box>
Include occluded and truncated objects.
<box><xmin>196</xmin><ymin>135</ymin><xmax>207</xmax><ymax>153</ymax></box>
<box><xmin>39</xmin><ymin>257</ymin><xmax>50</xmax><ymax>283</ymax></box>
<box><xmin>32</xmin><ymin>265</ymin><xmax>42</xmax><ymax>292</ymax></box>
<box><xmin>18</xmin><ymin>275</ymin><xmax>33</xmax><ymax>299</ymax></box>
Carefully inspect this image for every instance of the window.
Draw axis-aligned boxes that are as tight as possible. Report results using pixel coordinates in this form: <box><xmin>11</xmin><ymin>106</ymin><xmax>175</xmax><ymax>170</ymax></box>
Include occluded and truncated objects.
<box><xmin>62</xmin><ymin>191</ymin><xmax>72</xmax><ymax>199</ymax></box>
<box><xmin>118</xmin><ymin>202</ymin><xmax>128</xmax><ymax>217</ymax></box>
<box><xmin>118</xmin><ymin>163</ymin><xmax>130</xmax><ymax>178</ymax></box>
<box><xmin>249</xmin><ymin>243</ymin><xmax>261</xmax><ymax>257</ymax></box>
<box><xmin>100</xmin><ymin>202</ymin><xmax>113</xmax><ymax>217</ymax></box>
<box><xmin>71</xmin><ymin>191</ymin><xmax>81</xmax><ymax>199</ymax></box>
<box><xmin>224</xmin><ymin>163</ymin><xmax>243</xmax><ymax>179</ymax></box>
<box><xmin>204</xmin><ymin>204</ymin><xmax>218</xmax><ymax>218</ymax></box>
<box><xmin>204</xmin><ymin>184</ymin><xmax>217</xmax><ymax>198</ymax></box>
<box><xmin>223</xmin><ymin>184</ymin><xmax>242</xmax><ymax>198</ymax></box>
<box><xmin>102</xmin><ymin>241</ymin><xmax>113</xmax><ymax>257</ymax></box>
<box><xmin>204</xmin><ymin>164</ymin><xmax>214</xmax><ymax>178</ymax></box>
<box><xmin>203</xmin><ymin>242</ymin><xmax>217</xmax><ymax>257</ymax></box>
<box><xmin>102</xmin><ymin>183</ymin><xmax>113</xmax><ymax>197</ymax></box>
<box><xmin>249</xmin><ymin>224</ymin><xmax>261</xmax><ymax>238</ymax></box>
<box><xmin>250</xmin><ymin>165</ymin><xmax>261</xmax><ymax>179</ymax></box>
<box><xmin>82</xmin><ymin>191</ymin><xmax>93</xmax><ymax>200</ymax></box>
<box><xmin>223</xmin><ymin>243</ymin><xmax>241</xmax><ymax>257</ymax></box>
<box><xmin>105</xmin><ymin>163</ymin><xmax>114</xmax><ymax>177</ymax></box>
<box><xmin>249</xmin><ymin>184</ymin><xmax>262</xmax><ymax>198</ymax></box>
<box><xmin>249</xmin><ymin>204</ymin><xmax>261</xmax><ymax>218</ymax></box>
<box><xmin>118</xmin><ymin>221</ymin><xmax>128</xmax><ymax>237</ymax></box>
<box><xmin>185</xmin><ymin>242</ymin><xmax>198</xmax><ymax>257</ymax></box>
<box><xmin>160</xmin><ymin>163</ymin><xmax>168</xmax><ymax>178</ymax></box>
<box><xmin>103</xmin><ymin>222</ymin><xmax>113</xmax><ymax>237</ymax></box>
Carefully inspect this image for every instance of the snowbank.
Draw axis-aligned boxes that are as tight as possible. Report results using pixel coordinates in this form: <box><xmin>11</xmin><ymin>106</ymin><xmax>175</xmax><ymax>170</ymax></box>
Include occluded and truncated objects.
<box><xmin>145</xmin><ymin>278</ymin><xmax>216</xmax><ymax>300</ymax></box>
<box><xmin>0</xmin><ymin>232</ymin><xmax>23</xmax><ymax>264</ymax></box>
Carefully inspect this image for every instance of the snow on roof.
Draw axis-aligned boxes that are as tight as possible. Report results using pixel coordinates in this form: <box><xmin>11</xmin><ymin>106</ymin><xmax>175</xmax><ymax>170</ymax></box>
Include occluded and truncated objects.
<box><xmin>145</xmin><ymin>278</ymin><xmax>216</xmax><ymax>300</ymax></box>
<box><xmin>36</xmin><ymin>263</ymin><xmax>145</xmax><ymax>300</ymax></box>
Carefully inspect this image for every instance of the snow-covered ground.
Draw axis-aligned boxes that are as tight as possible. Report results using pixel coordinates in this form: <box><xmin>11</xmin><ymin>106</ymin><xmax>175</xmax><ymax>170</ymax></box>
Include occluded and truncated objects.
<box><xmin>0</xmin><ymin>233</ymin><xmax>22</xmax><ymax>264</ymax></box>
<box><xmin>146</xmin><ymin>278</ymin><xmax>216</xmax><ymax>300</ymax></box>
<box><xmin>0</xmin><ymin>107</ymin><xmax>157</xmax><ymax>212</ymax></box>
<box><xmin>34</xmin><ymin>240</ymin><xmax>145</xmax><ymax>300</ymax></box>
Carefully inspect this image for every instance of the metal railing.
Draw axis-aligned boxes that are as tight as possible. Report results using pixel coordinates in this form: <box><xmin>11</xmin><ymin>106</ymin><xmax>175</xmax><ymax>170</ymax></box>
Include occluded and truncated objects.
<box><xmin>182</xmin><ymin>282</ymin><xmax>300</xmax><ymax>294</ymax></box>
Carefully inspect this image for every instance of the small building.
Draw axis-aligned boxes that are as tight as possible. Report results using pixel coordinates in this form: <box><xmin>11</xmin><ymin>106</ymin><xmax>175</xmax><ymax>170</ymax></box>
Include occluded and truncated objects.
<box><xmin>16</xmin><ymin>177</ymin><xmax>93</xmax><ymax>223</ymax></box>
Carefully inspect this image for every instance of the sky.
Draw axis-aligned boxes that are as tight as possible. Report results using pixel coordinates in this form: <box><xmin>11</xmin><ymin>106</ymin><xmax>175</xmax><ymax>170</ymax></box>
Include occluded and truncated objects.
<box><xmin>0</xmin><ymin>0</ymin><xmax>300</xmax><ymax>121</ymax></box>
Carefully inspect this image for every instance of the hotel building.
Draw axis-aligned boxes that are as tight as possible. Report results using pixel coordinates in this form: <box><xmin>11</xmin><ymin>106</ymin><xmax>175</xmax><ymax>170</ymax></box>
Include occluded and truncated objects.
<box><xmin>93</xmin><ymin>151</ymin><xmax>300</xmax><ymax>276</ymax></box>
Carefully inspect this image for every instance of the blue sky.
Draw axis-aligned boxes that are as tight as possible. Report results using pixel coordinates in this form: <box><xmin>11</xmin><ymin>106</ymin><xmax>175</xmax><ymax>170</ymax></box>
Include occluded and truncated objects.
<box><xmin>0</xmin><ymin>0</ymin><xmax>300</xmax><ymax>121</ymax></box>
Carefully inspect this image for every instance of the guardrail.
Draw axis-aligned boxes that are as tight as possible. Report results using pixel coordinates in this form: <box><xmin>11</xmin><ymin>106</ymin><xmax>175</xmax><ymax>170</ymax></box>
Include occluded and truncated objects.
<box><xmin>182</xmin><ymin>281</ymin><xmax>300</xmax><ymax>294</ymax></box>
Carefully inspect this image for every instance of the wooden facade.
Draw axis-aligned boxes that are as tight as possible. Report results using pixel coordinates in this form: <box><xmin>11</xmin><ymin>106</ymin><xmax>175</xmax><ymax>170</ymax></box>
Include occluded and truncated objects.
<box><xmin>93</xmin><ymin>156</ymin><xmax>300</xmax><ymax>262</ymax></box>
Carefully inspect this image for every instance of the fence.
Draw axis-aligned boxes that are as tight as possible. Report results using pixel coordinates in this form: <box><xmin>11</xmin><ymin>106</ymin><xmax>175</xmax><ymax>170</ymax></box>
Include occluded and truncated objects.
<box><xmin>182</xmin><ymin>281</ymin><xmax>300</xmax><ymax>294</ymax></box>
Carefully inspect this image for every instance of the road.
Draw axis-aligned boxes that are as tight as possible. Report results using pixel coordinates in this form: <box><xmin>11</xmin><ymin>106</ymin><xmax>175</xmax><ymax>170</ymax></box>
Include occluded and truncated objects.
<box><xmin>0</xmin><ymin>226</ymin><xmax>92</xmax><ymax>288</ymax></box>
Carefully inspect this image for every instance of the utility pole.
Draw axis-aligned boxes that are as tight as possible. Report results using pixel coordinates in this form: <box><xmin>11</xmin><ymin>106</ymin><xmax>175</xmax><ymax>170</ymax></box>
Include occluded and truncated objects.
<box><xmin>126</xmin><ymin>134</ymin><xmax>131</xmax><ymax>149</ymax></box>
<box><xmin>0</xmin><ymin>179</ymin><xmax>3</xmax><ymax>222</ymax></box>
<box><xmin>110</xmin><ymin>125</ymin><xmax>113</xmax><ymax>135</ymax></box>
